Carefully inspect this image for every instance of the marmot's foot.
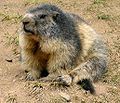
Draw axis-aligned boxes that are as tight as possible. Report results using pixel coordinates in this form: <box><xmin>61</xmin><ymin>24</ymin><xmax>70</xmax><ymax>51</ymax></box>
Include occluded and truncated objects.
<box><xmin>25</xmin><ymin>72</ymin><xmax>35</xmax><ymax>81</ymax></box>
<box><xmin>39</xmin><ymin>75</ymin><xmax>72</xmax><ymax>86</ymax></box>
<box><xmin>77</xmin><ymin>79</ymin><xmax>95</xmax><ymax>94</ymax></box>
<box><xmin>53</xmin><ymin>75</ymin><xmax>72</xmax><ymax>86</ymax></box>
<box><xmin>39</xmin><ymin>75</ymin><xmax>55</xmax><ymax>82</ymax></box>
<box><xmin>25</xmin><ymin>70</ymin><xmax>40</xmax><ymax>81</ymax></box>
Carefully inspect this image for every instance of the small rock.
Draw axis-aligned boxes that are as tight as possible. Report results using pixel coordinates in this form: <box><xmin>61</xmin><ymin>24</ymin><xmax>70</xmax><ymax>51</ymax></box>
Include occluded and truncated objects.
<box><xmin>59</xmin><ymin>92</ymin><xmax>71</xmax><ymax>102</ymax></box>
<box><xmin>5</xmin><ymin>59</ymin><xmax>12</xmax><ymax>62</ymax></box>
<box><xmin>5</xmin><ymin>58</ymin><xmax>12</xmax><ymax>62</ymax></box>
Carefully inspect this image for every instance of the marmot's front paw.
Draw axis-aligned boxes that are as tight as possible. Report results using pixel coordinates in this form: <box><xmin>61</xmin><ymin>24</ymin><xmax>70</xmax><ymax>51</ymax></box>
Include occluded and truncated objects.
<box><xmin>53</xmin><ymin>75</ymin><xmax>72</xmax><ymax>86</ymax></box>
<box><xmin>25</xmin><ymin>69</ymin><xmax>41</xmax><ymax>81</ymax></box>
<box><xmin>25</xmin><ymin>72</ymin><xmax>35</xmax><ymax>81</ymax></box>
<box><xmin>39</xmin><ymin>75</ymin><xmax>55</xmax><ymax>82</ymax></box>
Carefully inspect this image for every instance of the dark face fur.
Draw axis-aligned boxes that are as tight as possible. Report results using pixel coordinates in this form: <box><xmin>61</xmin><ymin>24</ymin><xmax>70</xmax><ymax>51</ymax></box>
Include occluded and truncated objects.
<box><xmin>21</xmin><ymin>4</ymin><xmax>62</xmax><ymax>37</ymax></box>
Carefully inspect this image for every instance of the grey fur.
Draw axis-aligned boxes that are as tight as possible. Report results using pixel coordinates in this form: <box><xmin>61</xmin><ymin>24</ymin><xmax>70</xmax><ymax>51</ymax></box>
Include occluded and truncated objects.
<box><xmin>19</xmin><ymin>4</ymin><xmax>108</xmax><ymax>92</ymax></box>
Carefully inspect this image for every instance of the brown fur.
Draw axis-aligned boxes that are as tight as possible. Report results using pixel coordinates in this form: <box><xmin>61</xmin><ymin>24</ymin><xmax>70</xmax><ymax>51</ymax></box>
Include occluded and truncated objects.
<box><xmin>19</xmin><ymin>4</ymin><xmax>107</xmax><ymax>93</ymax></box>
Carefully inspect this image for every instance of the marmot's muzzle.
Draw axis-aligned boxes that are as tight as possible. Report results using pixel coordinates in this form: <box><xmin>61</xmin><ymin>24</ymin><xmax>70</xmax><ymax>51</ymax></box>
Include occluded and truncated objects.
<box><xmin>22</xmin><ymin>13</ymin><xmax>35</xmax><ymax>34</ymax></box>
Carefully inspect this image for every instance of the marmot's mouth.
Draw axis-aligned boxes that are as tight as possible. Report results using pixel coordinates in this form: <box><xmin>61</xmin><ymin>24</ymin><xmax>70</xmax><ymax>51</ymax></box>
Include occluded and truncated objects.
<box><xmin>23</xmin><ymin>25</ymin><xmax>34</xmax><ymax>34</ymax></box>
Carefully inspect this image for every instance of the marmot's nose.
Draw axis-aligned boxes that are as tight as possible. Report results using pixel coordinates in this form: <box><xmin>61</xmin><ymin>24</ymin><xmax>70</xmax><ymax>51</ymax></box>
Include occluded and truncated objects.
<box><xmin>22</xmin><ymin>13</ymin><xmax>35</xmax><ymax>26</ymax></box>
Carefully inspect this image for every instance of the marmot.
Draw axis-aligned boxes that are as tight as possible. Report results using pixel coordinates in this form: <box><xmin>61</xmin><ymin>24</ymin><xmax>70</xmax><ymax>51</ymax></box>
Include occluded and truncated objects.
<box><xmin>19</xmin><ymin>4</ymin><xmax>107</xmax><ymax>93</ymax></box>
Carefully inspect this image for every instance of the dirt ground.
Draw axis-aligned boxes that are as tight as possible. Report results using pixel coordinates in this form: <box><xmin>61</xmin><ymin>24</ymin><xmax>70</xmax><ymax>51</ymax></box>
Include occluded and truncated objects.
<box><xmin>0</xmin><ymin>0</ymin><xmax>120</xmax><ymax>103</ymax></box>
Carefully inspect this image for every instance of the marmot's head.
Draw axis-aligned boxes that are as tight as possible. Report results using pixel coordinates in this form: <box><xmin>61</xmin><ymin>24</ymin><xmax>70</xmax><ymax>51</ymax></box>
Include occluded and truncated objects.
<box><xmin>21</xmin><ymin>4</ymin><xmax>64</xmax><ymax>38</ymax></box>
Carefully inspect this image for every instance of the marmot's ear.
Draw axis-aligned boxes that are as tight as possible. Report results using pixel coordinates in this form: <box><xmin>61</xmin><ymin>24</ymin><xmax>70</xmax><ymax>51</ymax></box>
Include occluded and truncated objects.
<box><xmin>51</xmin><ymin>11</ymin><xmax>60</xmax><ymax>21</ymax></box>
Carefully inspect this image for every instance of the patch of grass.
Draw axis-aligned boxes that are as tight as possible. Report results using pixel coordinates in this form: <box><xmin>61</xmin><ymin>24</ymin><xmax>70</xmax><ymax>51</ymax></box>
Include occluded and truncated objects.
<box><xmin>87</xmin><ymin>0</ymin><xmax>106</xmax><ymax>12</ymax></box>
<box><xmin>24</xmin><ymin>0</ymin><xmax>40</xmax><ymax>4</ymax></box>
<box><xmin>93</xmin><ymin>0</ymin><xmax>106</xmax><ymax>4</ymax></box>
<box><xmin>4</xmin><ymin>32</ymin><xmax>19</xmax><ymax>55</ymax></box>
<box><xmin>0</xmin><ymin>12</ymin><xmax>22</xmax><ymax>23</ymax></box>
<box><xmin>4</xmin><ymin>32</ymin><xmax>19</xmax><ymax>46</ymax></box>
<box><xmin>111</xmin><ymin>74</ymin><xmax>120</xmax><ymax>84</ymax></box>
<box><xmin>97</xmin><ymin>13</ymin><xmax>111</xmax><ymax>20</ymax></box>
<box><xmin>24</xmin><ymin>0</ymin><xmax>48</xmax><ymax>5</ymax></box>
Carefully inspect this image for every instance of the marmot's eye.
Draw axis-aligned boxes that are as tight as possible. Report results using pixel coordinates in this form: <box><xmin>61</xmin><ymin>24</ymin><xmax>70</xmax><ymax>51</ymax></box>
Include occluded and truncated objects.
<box><xmin>39</xmin><ymin>14</ymin><xmax>47</xmax><ymax>19</ymax></box>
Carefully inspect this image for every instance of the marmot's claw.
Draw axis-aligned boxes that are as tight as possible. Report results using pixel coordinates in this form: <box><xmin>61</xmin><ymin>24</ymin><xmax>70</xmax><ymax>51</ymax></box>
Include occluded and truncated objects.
<box><xmin>53</xmin><ymin>75</ymin><xmax>72</xmax><ymax>86</ymax></box>
<box><xmin>39</xmin><ymin>77</ymin><xmax>52</xmax><ymax>82</ymax></box>
<box><xmin>25</xmin><ymin>73</ymin><xmax>35</xmax><ymax>81</ymax></box>
<box><xmin>39</xmin><ymin>76</ymin><xmax>55</xmax><ymax>82</ymax></box>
